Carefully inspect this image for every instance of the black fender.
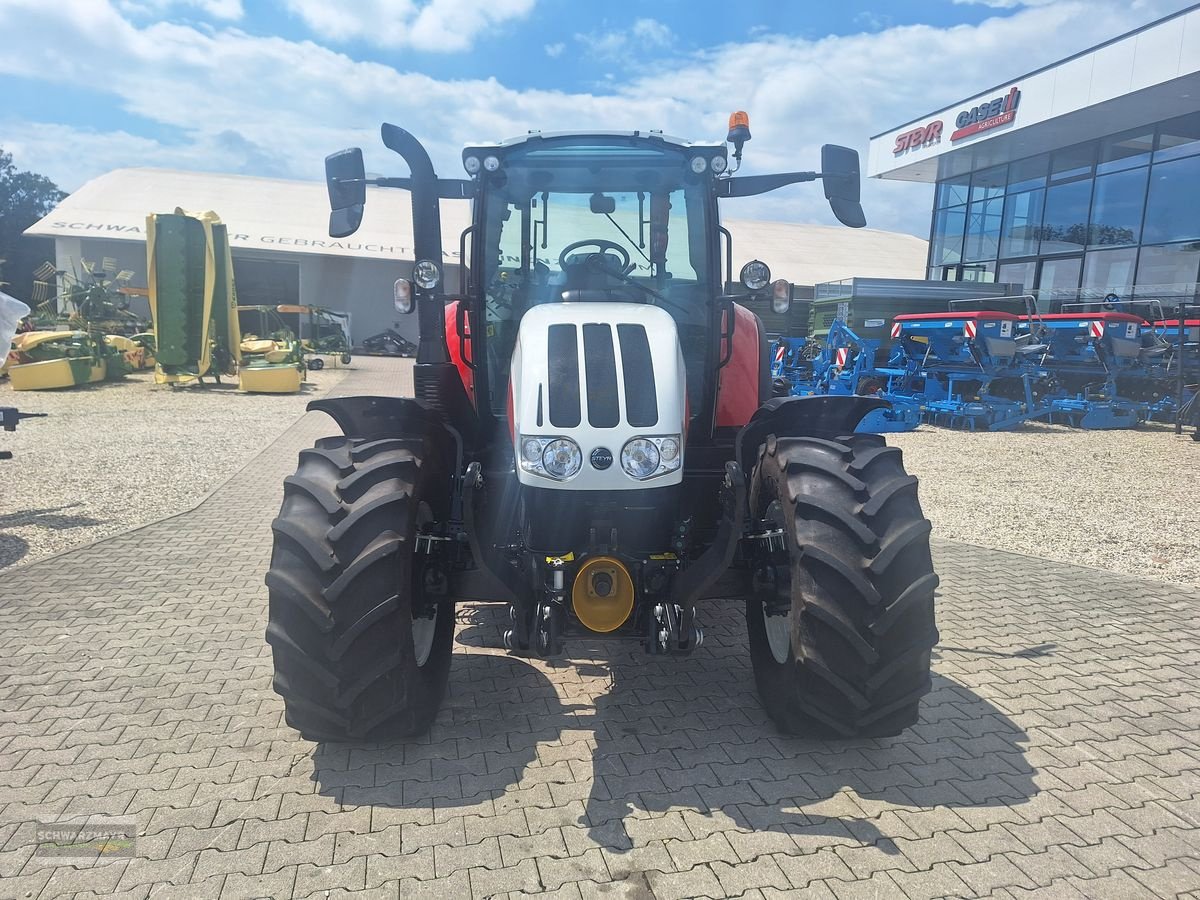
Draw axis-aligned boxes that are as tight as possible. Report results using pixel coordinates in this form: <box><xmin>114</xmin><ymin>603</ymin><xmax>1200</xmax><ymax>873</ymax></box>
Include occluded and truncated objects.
<box><xmin>307</xmin><ymin>395</ymin><xmax>462</xmax><ymax>475</ymax></box>
<box><xmin>734</xmin><ymin>395</ymin><xmax>889</xmax><ymax>475</ymax></box>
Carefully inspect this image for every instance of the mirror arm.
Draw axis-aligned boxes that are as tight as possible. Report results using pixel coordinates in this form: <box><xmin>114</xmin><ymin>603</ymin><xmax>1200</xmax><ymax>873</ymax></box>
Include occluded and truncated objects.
<box><xmin>335</xmin><ymin>176</ymin><xmax>472</xmax><ymax>199</ymax></box>
<box><xmin>717</xmin><ymin>171</ymin><xmax>819</xmax><ymax>199</ymax></box>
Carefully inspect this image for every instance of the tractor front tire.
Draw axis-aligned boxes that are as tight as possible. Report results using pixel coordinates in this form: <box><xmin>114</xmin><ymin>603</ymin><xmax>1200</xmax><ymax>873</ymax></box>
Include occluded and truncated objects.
<box><xmin>747</xmin><ymin>433</ymin><xmax>939</xmax><ymax>738</ymax></box>
<box><xmin>266</xmin><ymin>434</ymin><xmax>454</xmax><ymax>741</ymax></box>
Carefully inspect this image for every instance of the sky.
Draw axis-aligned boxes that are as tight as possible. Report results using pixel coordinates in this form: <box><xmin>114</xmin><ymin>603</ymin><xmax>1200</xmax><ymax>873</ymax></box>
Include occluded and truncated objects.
<box><xmin>0</xmin><ymin>0</ymin><xmax>1193</xmax><ymax>237</ymax></box>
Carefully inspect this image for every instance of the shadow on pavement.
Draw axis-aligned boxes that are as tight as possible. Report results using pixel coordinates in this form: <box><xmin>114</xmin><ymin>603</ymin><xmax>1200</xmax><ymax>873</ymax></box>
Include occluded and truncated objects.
<box><xmin>312</xmin><ymin>604</ymin><xmax>1037</xmax><ymax>855</ymax></box>
<box><xmin>0</xmin><ymin>533</ymin><xmax>30</xmax><ymax>569</ymax></box>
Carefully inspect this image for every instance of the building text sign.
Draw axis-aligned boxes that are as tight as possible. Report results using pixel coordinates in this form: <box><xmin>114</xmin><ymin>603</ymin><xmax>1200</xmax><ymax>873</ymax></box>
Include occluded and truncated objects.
<box><xmin>891</xmin><ymin>84</ymin><xmax>1021</xmax><ymax>156</ymax></box>
<box><xmin>893</xmin><ymin>120</ymin><xmax>943</xmax><ymax>155</ymax></box>
<box><xmin>951</xmin><ymin>86</ymin><xmax>1021</xmax><ymax>141</ymax></box>
<box><xmin>41</xmin><ymin>220</ymin><xmax>463</xmax><ymax>259</ymax></box>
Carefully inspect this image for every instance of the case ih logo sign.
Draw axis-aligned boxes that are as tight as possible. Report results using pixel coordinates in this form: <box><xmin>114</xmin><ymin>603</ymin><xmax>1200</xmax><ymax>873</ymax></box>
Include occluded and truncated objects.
<box><xmin>952</xmin><ymin>86</ymin><xmax>1021</xmax><ymax>141</ymax></box>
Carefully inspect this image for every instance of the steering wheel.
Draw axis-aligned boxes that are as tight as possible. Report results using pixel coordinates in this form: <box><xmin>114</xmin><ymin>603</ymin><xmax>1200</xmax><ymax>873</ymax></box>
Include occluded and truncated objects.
<box><xmin>558</xmin><ymin>239</ymin><xmax>632</xmax><ymax>275</ymax></box>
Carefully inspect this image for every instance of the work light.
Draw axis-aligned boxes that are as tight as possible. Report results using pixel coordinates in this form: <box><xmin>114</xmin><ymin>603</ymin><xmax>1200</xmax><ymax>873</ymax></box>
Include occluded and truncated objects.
<box><xmin>413</xmin><ymin>259</ymin><xmax>441</xmax><ymax>290</ymax></box>
<box><xmin>740</xmin><ymin>260</ymin><xmax>771</xmax><ymax>291</ymax></box>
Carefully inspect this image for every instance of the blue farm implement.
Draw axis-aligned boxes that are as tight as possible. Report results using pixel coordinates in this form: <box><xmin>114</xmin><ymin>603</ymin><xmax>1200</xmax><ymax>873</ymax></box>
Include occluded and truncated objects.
<box><xmin>1023</xmin><ymin>312</ymin><xmax>1153</xmax><ymax>429</ymax></box>
<box><xmin>886</xmin><ymin>310</ymin><xmax>1053</xmax><ymax>431</ymax></box>
<box><xmin>1157</xmin><ymin>312</ymin><xmax>1200</xmax><ymax>438</ymax></box>
<box><xmin>771</xmin><ymin>322</ymin><xmax>921</xmax><ymax>433</ymax></box>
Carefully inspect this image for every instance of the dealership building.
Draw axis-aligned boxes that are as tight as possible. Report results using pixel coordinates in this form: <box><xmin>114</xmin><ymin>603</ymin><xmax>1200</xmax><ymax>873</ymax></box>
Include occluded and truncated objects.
<box><xmin>868</xmin><ymin>3</ymin><xmax>1200</xmax><ymax>308</ymax></box>
<box><xmin>24</xmin><ymin>167</ymin><xmax>927</xmax><ymax>345</ymax></box>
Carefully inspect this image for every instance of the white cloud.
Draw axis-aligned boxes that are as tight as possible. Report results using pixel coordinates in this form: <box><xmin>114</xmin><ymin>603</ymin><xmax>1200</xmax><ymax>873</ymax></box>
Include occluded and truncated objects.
<box><xmin>116</xmin><ymin>0</ymin><xmax>243</xmax><ymax>19</ymax></box>
<box><xmin>631</xmin><ymin>18</ymin><xmax>672</xmax><ymax>47</ymax></box>
<box><xmin>853</xmin><ymin>10</ymin><xmax>893</xmax><ymax>31</ymax></box>
<box><xmin>544</xmin><ymin>41</ymin><xmax>565</xmax><ymax>57</ymax></box>
<box><xmin>576</xmin><ymin>17</ymin><xmax>674</xmax><ymax>60</ymax></box>
<box><xmin>0</xmin><ymin>0</ymin><xmax>1190</xmax><ymax>240</ymax></box>
<box><xmin>281</xmin><ymin>0</ymin><xmax>537</xmax><ymax>52</ymax></box>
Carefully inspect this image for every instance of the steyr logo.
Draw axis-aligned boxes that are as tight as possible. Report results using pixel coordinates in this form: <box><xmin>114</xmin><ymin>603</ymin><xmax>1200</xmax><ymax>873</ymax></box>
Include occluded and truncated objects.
<box><xmin>590</xmin><ymin>448</ymin><xmax>613</xmax><ymax>470</ymax></box>
<box><xmin>893</xmin><ymin>120</ymin><xmax>943</xmax><ymax>155</ymax></box>
<box><xmin>952</xmin><ymin>86</ymin><xmax>1021</xmax><ymax>141</ymax></box>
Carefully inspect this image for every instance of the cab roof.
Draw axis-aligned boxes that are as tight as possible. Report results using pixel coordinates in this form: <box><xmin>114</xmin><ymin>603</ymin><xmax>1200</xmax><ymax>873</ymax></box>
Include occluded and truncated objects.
<box><xmin>464</xmin><ymin>131</ymin><xmax>726</xmax><ymax>153</ymax></box>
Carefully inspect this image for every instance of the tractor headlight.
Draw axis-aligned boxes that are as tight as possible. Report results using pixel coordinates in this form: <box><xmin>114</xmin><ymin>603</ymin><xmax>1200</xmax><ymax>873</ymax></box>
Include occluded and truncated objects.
<box><xmin>542</xmin><ymin>438</ymin><xmax>582</xmax><ymax>479</ymax></box>
<box><xmin>413</xmin><ymin>259</ymin><xmax>441</xmax><ymax>290</ymax></box>
<box><xmin>620</xmin><ymin>435</ymin><xmax>682</xmax><ymax>480</ymax></box>
<box><xmin>463</xmin><ymin>155</ymin><xmax>481</xmax><ymax>175</ymax></box>
<box><xmin>690</xmin><ymin>156</ymin><xmax>708</xmax><ymax>174</ymax></box>
<box><xmin>393</xmin><ymin>278</ymin><xmax>414</xmax><ymax>314</ymax></box>
<box><xmin>740</xmin><ymin>260</ymin><xmax>771</xmax><ymax>291</ymax></box>
<box><xmin>621</xmin><ymin>439</ymin><xmax>659</xmax><ymax>479</ymax></box>
<box><xmin>483</xmin><ymin>155</ymin><xmax>501</xmax><ymax>172</ymax></box>
<box><xmin>710</xmin><ymin>154</ymin><xmax>728</xmax><ymax>174</ymax></box>
<box><xmin>518</xmin><ymin>435</ymin><xmax>583</xmax><ymax>480</ymax></box>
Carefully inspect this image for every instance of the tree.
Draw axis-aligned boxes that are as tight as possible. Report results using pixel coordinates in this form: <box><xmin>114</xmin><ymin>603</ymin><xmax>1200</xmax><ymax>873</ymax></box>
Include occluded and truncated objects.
<box><xmin>0</xmin><ymin>148</ymin><xmax>67</xmax><ymax>303</ymax></box>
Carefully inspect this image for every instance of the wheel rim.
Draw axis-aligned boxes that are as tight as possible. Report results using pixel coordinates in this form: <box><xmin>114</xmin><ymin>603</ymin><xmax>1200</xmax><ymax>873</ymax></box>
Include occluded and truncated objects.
<box><xmin>411</xmin><ymin>501</ymin><xmax>440</xmax><ymax>667</ymax></box>
<box><xmin>760</xmin><ymin>499</ymin><xmax>792</xmax><ymax>665</ymax></box>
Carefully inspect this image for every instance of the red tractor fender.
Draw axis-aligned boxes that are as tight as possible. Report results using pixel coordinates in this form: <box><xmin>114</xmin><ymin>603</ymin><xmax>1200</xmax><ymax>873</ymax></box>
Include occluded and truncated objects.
<box><xmin>716</xmin><ymin>303</ymin><xmax>771</xmax><ymax>427</ymax></box>
<box><xmin>444</xmin><ymin>300</ymin><xmax>475</xmax><ymax>404</ymax></box>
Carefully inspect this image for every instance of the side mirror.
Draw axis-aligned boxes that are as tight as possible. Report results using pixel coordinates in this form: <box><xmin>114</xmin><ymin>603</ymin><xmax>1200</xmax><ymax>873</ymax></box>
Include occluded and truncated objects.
<box><xmin>325</xmin><ymin>148</ymin><xmax>366</xmax><ymax>238</ymax></box>
<box><xmin>820</xmin><ymin>144</ymin><xmax>866</xmax><ymax>229</ymax></box>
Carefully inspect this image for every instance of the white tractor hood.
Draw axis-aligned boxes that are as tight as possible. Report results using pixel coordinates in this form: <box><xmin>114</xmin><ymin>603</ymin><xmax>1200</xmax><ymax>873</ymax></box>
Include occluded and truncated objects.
<box><xmin>510</xmin><ymin>302</ymin><xmax>687</xmax><ymax>491</ymax></box>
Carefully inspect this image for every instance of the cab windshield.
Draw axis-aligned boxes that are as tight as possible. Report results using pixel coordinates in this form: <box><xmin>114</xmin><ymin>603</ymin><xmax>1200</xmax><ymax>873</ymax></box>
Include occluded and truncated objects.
<box><xmin>477</xmin><ymin>141</ymin><xmax>714</xmax><ymax>414</ymax></box>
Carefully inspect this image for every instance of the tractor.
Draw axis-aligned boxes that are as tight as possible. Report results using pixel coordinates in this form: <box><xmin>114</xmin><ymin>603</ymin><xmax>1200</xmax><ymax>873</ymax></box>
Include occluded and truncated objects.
<box><xmin>265</xmin><ymin>115</ymin><xmax>939</xmax><ymax>742</ymax></box>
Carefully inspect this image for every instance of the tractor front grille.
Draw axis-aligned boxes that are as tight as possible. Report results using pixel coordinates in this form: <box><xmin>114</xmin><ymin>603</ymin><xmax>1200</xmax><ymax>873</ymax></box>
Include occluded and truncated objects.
<box><xmin>544</xmin><ymin>322</ymin><xmax>658</xmax><ymax>430</ymax></box>
<box><xmin>617</xmin><ymin>324</ymin><xmax>657</xmax><ymax>427</ymax></box>
<box><xmin>583</xmin><ymin>324</ymin><xmax>619</xmax><ymax>427</ymax></box>
<box><xmin>548</xmin><ymin>324</ymin><xmax>581</xmax><ymax>428</ymax></box>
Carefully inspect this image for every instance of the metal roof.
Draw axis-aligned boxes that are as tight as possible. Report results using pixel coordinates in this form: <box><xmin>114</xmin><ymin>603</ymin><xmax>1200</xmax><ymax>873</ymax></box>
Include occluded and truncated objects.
<box><xmin>25</xmin><ymin>167</ymin><xmax>928</xmax><ymax>284</ymax></box>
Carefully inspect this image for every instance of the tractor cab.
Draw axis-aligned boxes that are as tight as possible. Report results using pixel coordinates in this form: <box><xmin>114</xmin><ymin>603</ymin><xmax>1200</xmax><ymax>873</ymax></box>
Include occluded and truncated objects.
<box><xmin>462</xmin><ymin>134</ymin><xmax>724</xmax><ymax>422</ymax></box>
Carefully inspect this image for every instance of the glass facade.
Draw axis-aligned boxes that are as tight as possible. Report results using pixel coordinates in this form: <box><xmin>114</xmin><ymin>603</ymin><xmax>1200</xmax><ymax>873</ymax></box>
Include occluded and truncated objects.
<box><xmin>927</xmin><ymin>111</ymin><xmax>1200</xmax><ymax>302</ymax></box>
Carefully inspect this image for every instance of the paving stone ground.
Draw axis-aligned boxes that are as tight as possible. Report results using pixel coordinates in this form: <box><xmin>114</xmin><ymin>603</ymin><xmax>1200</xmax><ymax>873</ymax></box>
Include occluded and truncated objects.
<box><xmin>1</xmin><ymin>357</ymin><xmax>1199</xmax><ymax>899</ymax></box>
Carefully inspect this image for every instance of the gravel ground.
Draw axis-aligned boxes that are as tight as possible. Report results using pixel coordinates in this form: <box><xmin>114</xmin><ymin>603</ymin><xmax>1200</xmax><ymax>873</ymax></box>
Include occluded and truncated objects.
<box><xmin>4</xmin><ymin>363</ymin><xmax>1196</xmax><ymax>587</ymax></box>
<box><xmin>0</xmin><ymin>365</ymin><xmax>348</xmax><ymax>569</ymax></box>
<box><xmin>891</xmin><ymin>421</ymin><xmax>1199</xmax><ymax>588</ymax></box>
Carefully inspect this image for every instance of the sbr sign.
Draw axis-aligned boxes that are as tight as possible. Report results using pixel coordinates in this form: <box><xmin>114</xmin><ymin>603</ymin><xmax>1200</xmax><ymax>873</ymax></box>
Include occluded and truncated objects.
<box><xmin>893</xmin><ymin>120</ymin><xmax>943</xmax><ymax>155</ymax></box>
